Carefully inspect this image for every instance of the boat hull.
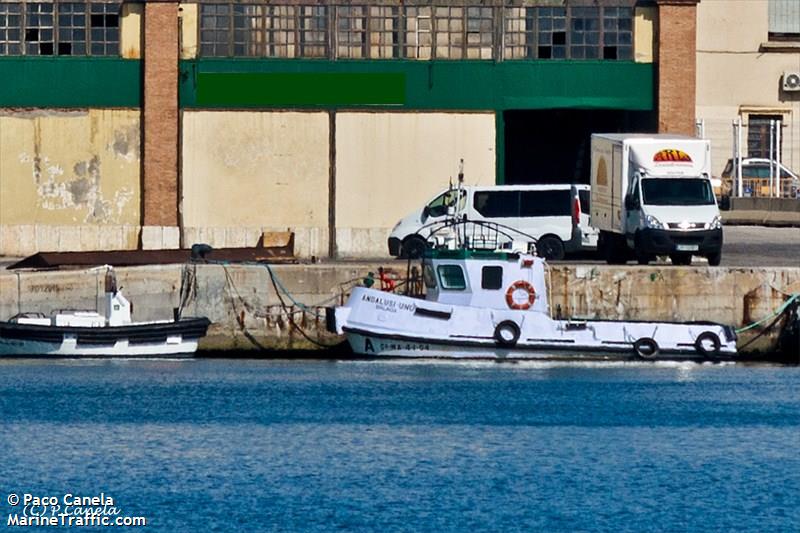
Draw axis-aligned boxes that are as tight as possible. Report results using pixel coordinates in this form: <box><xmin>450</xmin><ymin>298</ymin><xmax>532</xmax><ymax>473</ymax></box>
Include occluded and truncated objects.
<box><xmin>332</xmin><ymin>288</ymin><xmax>738</xmax><ymax>361</ymax></box>
<box><xmin>0</xmin><ymin>318</ymin><xmax>211</xmax><ymax>357</ymax></box>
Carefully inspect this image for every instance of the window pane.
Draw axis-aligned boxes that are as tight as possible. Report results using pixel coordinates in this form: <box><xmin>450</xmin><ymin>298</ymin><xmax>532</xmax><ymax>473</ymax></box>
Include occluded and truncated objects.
<box><xmin>473</xmin><ymin>191</ymin><xmax>520</xmax><ymax>218</ymax></box>
<box><xmin>520</xmin><ymin>190</ymin><xmax>571</xmax><ymax>217</ymax></box>
<box><xmin>437</xmin><ymin>265</ymin><xmax>466</xmax><ymax>290</ymax></box>
<box><xmin>481</xmin><ymin>266</ymin><xmax>503</xmax><ymax>290</ymax></box>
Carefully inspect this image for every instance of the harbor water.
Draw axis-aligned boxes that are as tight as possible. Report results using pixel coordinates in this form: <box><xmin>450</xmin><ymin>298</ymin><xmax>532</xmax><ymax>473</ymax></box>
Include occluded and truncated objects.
<box><xmin>1</xmin><ymin>359</ymin><xmax>798</xmax><ymax>532</ymax></box>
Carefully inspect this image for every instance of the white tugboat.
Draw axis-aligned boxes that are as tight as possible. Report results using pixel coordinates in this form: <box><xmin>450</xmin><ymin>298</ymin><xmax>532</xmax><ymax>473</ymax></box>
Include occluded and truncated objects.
<box><xmin>0</xmin><ymin>268</ymin><xmax>210</xmax><ymax>357</ymax></box>
<box><xmin>327</xmin><ymin>219</ymin><xmax>737</xmax><ymax>361</ymax></box>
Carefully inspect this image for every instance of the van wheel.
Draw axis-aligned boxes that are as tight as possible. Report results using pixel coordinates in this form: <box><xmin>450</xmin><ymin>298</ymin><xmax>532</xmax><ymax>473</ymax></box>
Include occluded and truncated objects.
<box><xmin>536</xmin><ymin>236</ymin><xmax>565</xmax><ymax>261</ymax></box>
<box><xmin>401</xmin><ymin>236</ymin><xmax>427</xmax><ymax>259</ymax></box>
<box><xmin>706</xmin><ymin>251</ymin><xmax>722</xmax><ymax>266</ymax></box>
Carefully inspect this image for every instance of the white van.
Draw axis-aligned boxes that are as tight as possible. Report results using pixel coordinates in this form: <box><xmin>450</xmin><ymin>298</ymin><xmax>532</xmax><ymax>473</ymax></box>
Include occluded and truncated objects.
<box><xmin>388</xmin><ymin>184</ymin><xmax>597</xmax><ymax>260</ymax></box>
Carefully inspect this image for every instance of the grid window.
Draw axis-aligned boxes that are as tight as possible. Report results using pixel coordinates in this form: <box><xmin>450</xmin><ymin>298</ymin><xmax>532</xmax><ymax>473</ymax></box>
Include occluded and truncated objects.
<box><xmin>466</xmin><ymin>6</ymin><xmax>492</xmax><ymax>59</ymax></box>
<box><xmin>0</xmin><ymin>3</ymin><xmax>22</xmax><ymax>55</ymax></box>
<box><xmin>89</xmin><ymin>1</ymin><xmax>118</xmax><ymax>55</ymax></box>
<box><xmin>233</xmin><ymin>4</ymin><xmax>263</xmax><ymax>57</ymax></box>
<box><xmin>25</xmin><ymin>2</ymin><xmax>54</xmax><ymax>55</ymax></box>
<box><xmin>200</xmin><ymin>3</ymin><xmax>231</xmax><ymax>57</ymax></box>
<box><xmin>503</xmin><ymin>7</ymin><xmax>533</xmax><ymax>59</ymax></box>
<box><xmin>337</xmin><ymin>5</ymin><xmax>366</xmax><ymax>59</ymax></box>
<box><xmin>265</xmin><ymin>5</ymin><xmax>295</xmax><ymax>58</ymax></box>
<box><xmin>404</xmin><ymin>6</ymin><xmax>431</xmax><ymax>59</ymax></box>
<box><xmin>58</xmin><ymin>2</ymin><xmax>86</xmax><ymax>55</ymax></box>
<box><xmin>434</xmin><ymin>6</ymin><xmax>463</xmax><ymax>59</ymax></box>
<box><xmin>537</xmin><ymin>7</ymin><xmax>566</xmax><ymax>59</ymax></box>
<box><xmin>368</xmin><ymin>6</ymin><xmax>399</xmax><ymax>59</ymax></box>
<box><xmin>747</xmin><ymin>115</ymin><xmax>784</xmax><ymax>159</ymax></box>
<box><xmin>569</xmin><ymin>7</ymin><xmax>599</xmax><ymax>59</ymax></box>
<box><xmin>298</xmin><ymin>5</ymin><xmax>327</xmax><ymax>58</ymax></box>
<box><xmin>602</xmin><ymin>7</ymin><xmax>632</xmax><ymax>60</ymax></box>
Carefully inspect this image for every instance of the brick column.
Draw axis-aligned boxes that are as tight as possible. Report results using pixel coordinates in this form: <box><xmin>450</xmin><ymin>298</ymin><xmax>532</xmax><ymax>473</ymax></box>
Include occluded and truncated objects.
<box><xmin>142</xmin><ymin>0</ymin><xmax>180</xmax><ymax>247</ymax></box>
<box><xmin>655</xmin><ymin>0</ymin><xmax>699</xmax><ymax>136</ymax></box>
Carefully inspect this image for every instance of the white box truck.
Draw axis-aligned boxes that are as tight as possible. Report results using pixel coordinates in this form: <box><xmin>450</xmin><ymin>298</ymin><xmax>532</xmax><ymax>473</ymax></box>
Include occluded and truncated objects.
<box><xmin>590</xmin><ymin>134</ymin><xmax>723</xmax><ymax>266</ymax></box>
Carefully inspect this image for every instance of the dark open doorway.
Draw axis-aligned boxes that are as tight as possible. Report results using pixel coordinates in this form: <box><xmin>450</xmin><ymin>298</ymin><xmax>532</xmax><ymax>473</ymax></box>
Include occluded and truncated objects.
<box><xmin>503</xmin><ymin>109</ymin><xmax>655</xmax><ymax>185</ymax></box>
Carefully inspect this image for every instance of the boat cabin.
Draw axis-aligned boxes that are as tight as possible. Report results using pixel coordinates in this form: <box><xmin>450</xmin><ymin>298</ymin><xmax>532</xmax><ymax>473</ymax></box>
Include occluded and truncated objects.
<box><xmin>421</xmin><ymin>249</ymin><xmax>549</xmax><ymax>314</ymax></box>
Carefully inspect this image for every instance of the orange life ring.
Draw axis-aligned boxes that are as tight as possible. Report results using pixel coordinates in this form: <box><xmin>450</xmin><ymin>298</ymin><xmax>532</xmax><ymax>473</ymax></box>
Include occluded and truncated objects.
<box><xmin>505</xmin><ymin>280</ymin><xmax>536</xmax><ymax>310</ymax></box>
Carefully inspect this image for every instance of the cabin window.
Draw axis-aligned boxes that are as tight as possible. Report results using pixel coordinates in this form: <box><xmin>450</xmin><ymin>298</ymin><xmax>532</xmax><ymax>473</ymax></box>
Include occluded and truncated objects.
<box><xmin>481</xmin><ymin>266</ymin><xmax>503</xmax><ymax>290</ymax></box>
<box><xmin>437</xmin><ymin>265</ymin><xmax>466</xmax><ymax>290</ymax></box>
<box><xmin>423</xmin><ymin>264</ymin><xmax>437</xmax><ymax>289</ymax></box>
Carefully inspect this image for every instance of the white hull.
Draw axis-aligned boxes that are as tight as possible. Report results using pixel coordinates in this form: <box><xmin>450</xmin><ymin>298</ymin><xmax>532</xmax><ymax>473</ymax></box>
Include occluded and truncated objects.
<box><xmin>333</xmin><ymin>288</ymin><xmax>737</xmax><ymax>361</ymax></box>
<box><xmin>0</xmin><ymin>337</ymin><xmax>200</xmax><ymax>358</ymax></box>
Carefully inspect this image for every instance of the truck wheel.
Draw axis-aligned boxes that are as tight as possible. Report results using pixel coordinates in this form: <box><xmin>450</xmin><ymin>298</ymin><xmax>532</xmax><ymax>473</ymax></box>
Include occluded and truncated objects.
<box><xmin>604</xmin><ymin>234</ymin><xmax>627</xmax><ymax>265</ymax></box>
<box><xmin>401</xmin><ymin>236</ymin><xmax>427</xmax><ymax>259</ymax></box>
<box><xmin>670</xmin><ymin>254</ymin><xmax>692</xmax><ymax>266</ymax></box>
<box><xmin>706</xmin><ymin>251</ymin><xmax>722</xmax><ymax>266</ymax></box>
<box><xmin>536</xmin><ymin>236</ymin><xmax>565</xmax><ymax>261</ymax></box>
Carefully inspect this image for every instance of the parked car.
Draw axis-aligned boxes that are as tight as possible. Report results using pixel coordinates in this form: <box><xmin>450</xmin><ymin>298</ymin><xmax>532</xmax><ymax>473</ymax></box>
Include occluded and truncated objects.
<box><xmin>719</xmin><ymin>158</ymin><xmax>799</xmax><ymax>205</ymax></box>
<box><xmin>388</xmin><ymin>184</ymin><xmax>598</xmax><ymax>260</ymax></box>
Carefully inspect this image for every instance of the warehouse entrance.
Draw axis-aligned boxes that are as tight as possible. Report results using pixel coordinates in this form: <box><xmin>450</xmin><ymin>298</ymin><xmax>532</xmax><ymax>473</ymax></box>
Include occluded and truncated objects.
<box><xmin>503</xmin><ymin>109</ymin><xmax>655</xmax><ymax>185</ymax></box>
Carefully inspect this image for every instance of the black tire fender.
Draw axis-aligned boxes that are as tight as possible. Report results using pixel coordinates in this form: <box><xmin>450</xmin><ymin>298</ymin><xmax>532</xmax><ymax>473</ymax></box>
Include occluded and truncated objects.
<box><xmin>695</xmin><ymin>331</ymin><xmax>721</xmax><ymax>358</ymax></box>
<box><xmin>633</xmin><ymin>337</ymin><xmax>660</xmax><ymax>359</ymax></box>
<box><xmin>494</xmin><ymin>320</ymin><xmax>521</xmax><ymax>347</ymax></box>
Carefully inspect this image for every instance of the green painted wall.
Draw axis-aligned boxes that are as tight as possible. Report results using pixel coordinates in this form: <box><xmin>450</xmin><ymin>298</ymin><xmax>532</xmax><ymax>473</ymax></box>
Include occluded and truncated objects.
<box><xmin>0</xmin><ymin>58</ymin><xmax>141</xmax><ymax>107</ymax></box>
<box><xmin>180</xmin><ymin>59</ymin><xmax>654</xmax><ymax>111</ymax></box>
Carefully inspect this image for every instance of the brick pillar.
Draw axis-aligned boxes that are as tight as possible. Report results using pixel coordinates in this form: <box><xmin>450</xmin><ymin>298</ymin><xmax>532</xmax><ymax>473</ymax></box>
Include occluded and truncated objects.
<box><xmin>655</xmin><ymin>0</ymin><xmax>699</xmax><ymax>136</ymax></box>
<box><xmin>142</xmin><ymin>1</ymin><xmax>179</xmax><ymax>246</ymax></box>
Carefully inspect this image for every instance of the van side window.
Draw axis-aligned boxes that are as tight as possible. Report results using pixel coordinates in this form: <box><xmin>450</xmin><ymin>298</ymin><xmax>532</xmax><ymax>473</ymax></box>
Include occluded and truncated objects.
<box><xmin>437</xmin><ymin>265</ymin><xmax>467</xmax><ymax>290</ymax></box>
<box><xmin>519</xmin><ymin>190</ymin><xmax>571</xmax><ymax>217</ymax></box>
<box><xmin>473</xmin><ymin>191</ymin><xmax>520</xmax><ymax>218</ymax></box>
<box><xmin>481</xmin><ymin>266</ymin><xmax>503</xmax><ymax>290</ymax></box>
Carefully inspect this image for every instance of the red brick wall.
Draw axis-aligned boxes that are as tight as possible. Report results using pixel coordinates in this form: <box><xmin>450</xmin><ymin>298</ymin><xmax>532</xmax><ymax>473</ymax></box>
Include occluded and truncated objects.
<box><xmin>656</xmin><ymin>0</ymin><xmax>698</xmax><ymax>136</ymax></box>
<box><xmin>142</xmin><ymin>2</ymin><xmax>179</xmax><ymax>226</ymax></box>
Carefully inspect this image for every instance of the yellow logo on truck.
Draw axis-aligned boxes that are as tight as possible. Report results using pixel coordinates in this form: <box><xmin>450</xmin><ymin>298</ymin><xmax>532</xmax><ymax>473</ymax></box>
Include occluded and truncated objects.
<box><xmin>596</xmin><ymin>157</ymin><xmax>608</xmax><ymax>186</ymax></box>
<box><xmin>653</xmin><ymin>149</ymin><xmax>692</xmax><ymax>163</ymax></box>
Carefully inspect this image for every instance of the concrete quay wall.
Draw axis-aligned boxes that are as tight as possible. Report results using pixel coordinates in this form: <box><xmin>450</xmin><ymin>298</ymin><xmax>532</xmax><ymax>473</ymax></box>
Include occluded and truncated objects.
<box><xmin>1</xmin><ymin>263</ymin><xmax>798</xmax><ymax>354</ymax></box>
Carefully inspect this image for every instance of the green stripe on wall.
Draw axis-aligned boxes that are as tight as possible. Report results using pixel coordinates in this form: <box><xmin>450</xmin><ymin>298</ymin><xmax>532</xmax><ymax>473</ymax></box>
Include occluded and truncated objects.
<box><xmin>197</xmin><ymin>72</ymin><xmax>406</xmax><ymax>106</ymax></box>
<box><xmin>0</xmin><ymin>57</ymin><xmax>140</xmax><ymax>107</ymax></box>
<box><xmin>181</xmin><ymin>59</ymin><xmax>653</xmax><ymax>111</ymax></box>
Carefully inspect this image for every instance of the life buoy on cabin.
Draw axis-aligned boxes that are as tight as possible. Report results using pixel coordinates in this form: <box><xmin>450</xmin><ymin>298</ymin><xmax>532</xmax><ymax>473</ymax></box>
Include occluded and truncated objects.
<box><xmin>505</xmin><ymin>280</ymin><xmax>536</xmax><ymax>310</ymax></box>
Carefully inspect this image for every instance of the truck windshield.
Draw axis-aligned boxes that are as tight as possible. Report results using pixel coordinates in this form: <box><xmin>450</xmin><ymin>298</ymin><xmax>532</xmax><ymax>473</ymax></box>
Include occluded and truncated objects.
<box><xmin>641</xmin><ymin>178</ymin><xmax>715</xmax><ymax>206</ymax></box>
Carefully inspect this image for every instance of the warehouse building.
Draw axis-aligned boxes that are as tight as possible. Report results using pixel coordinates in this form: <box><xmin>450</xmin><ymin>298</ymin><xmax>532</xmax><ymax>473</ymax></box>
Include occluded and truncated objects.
<box><xmin>1</xmin><ymin>0</ymin><xmax>710</xmax><ymax>257</ymax></box>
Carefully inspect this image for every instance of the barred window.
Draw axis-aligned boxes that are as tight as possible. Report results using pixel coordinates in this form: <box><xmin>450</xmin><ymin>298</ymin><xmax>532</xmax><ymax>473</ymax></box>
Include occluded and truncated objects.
<box><xmin>433</xmin><ymin>6</ymin><xmax>463</xmax><ymax>59</ymax></box>
<box><xmin>466</xmin><ymin>6</ymin><xmax>492</xmax><ymax>59</ymax></box>
<box><xmin>404</xmin><ymin>6</ymin><xmax>431</xmax><ymax>59</ymax></box>
<box><xmin>503</xmin><ymin>7</ymin><xmax>533</xmax><ymax>59</ymax></box>
<box><xmin>88</xmin><ymin>1</ymin><xmax>118</xmax><ymax>55</ymax></box>
<box><xmin>537</xmin><ymin>7</ymin><xmax>567</xmax><ymax>59</ymax></box>
<box><xmin>337</xmin><ymin>5</ymin><xmax>366</xmax><ymax>59</ymax></box>
<box><xmin>298</xmin><ymin>5</ymin><xmax>326</xmax><ymax>58</ymax></box>
<box><xmin>265</xmin><ymin>5</ymin><xmax>295</xmax><ymax>58</ymax></box>
<box><xmin>25</xmin><ymin>2</ymin><xmax>54</xmax><ymax>55</ymax></box>
<box><xmin>0</xmin><ymin>3</ymin><xmax>22</xmax><ymax>55</ymax></box>
<box><xmin>368</xmin><ymin>6</ymin><xmax>399</xmax><ymax>59</ymax></box>
<box><xmin>233</xmin><ymin>4</ymin><xmax>263</xmax><ymax>56</ymax></box>
<box><xmin>569</xmin><ymin>7</ymin><xmax>599</xmax><ymax>59</ymax></box>
<box><xmin>58</xmin><ymin>2</ymin><xmax>86</xmax><ymax>55</ymax></box>
<box><xmin>602</xmin><ymin>7</ymin><xmax>632</xmax><ymax>60</ymax></box>
<box><xmin>200</xmin><ymin>3</ymin><xmax>230</xmax><ymax>56</ymax></box>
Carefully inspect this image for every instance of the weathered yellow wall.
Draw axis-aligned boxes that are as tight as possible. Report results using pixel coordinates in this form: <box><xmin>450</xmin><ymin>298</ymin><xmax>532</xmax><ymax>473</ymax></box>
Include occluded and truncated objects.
<box><xmin>181</xmin><ymin>111</ymin><xmax>330</xmax><ymax>258</ymax></box>
<box><xmin>634</xmin><ymin>6</ymin><xmax>655</xmax><ymax>63</ymax></box>
<box><xmin>0</xmin><ymin>109</ymin><xmax>141</xmax><ymax>255</ymax></box>
<box><xmin>696</xmin><ymin>0</ymin><xmax>800</xmax><ymax>177</ymax></box>
<box><xmin>120</xmin><ymin>3</ymin><xmax>143</xmax><ymax>59</ymax></box>
<box><xmin>179</xmin><ymin>3</ymin><xmax>198</xmax><ymax>60</ymax></box>
<box><xmin>335</xmin><ymin>112</ymin><xmax>495</xmax><ymax>257</ymax></box>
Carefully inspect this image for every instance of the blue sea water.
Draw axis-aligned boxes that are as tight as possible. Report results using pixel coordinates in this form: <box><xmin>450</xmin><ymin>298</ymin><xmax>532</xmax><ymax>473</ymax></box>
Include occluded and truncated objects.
<box><xmin>0</xmin><ymin>359</ymin><xmax>798</xmax><ymax>533</ymax></box>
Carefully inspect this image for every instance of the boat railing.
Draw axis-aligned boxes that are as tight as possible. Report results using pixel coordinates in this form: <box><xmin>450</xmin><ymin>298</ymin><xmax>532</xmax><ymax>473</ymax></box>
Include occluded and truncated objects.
<box><xmin>416</xmin><ymin>218</ymin><xmax>538</xmax><ymax>253</ymax></box>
